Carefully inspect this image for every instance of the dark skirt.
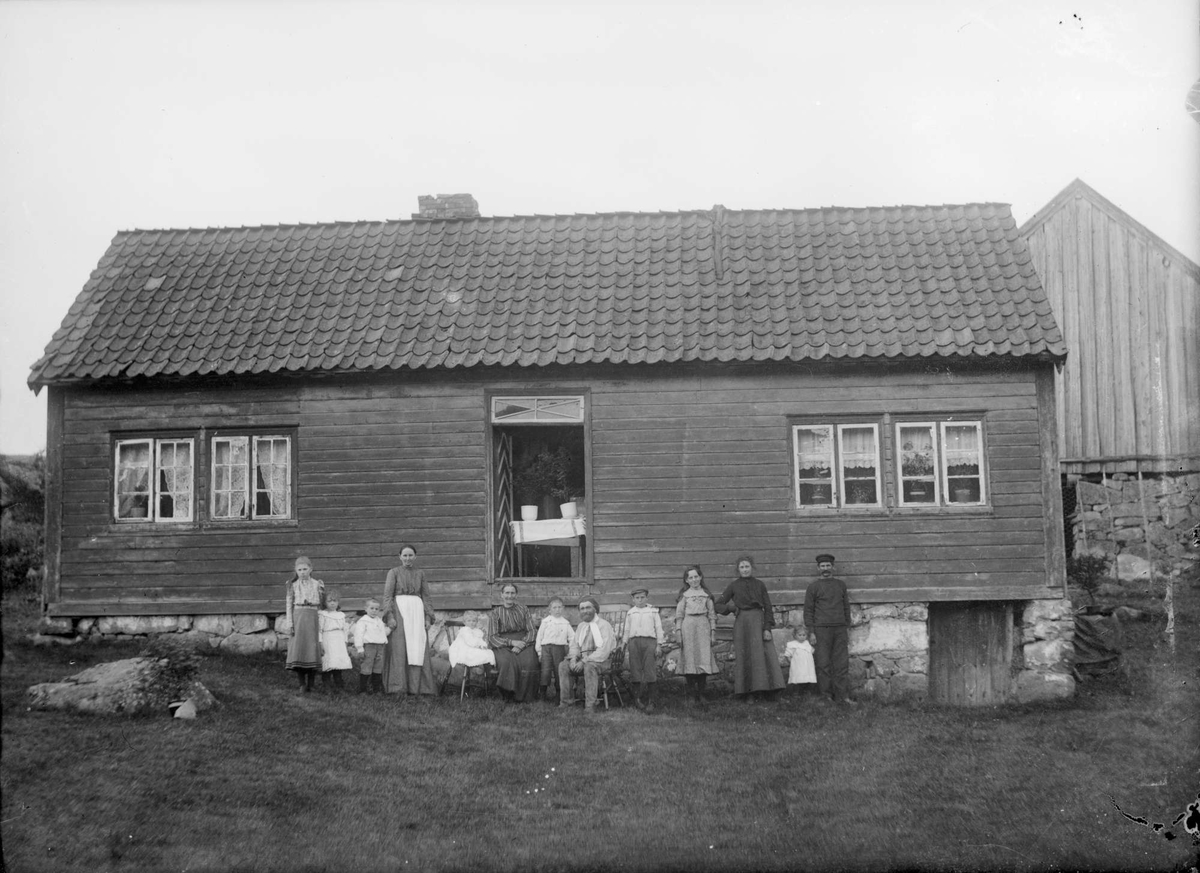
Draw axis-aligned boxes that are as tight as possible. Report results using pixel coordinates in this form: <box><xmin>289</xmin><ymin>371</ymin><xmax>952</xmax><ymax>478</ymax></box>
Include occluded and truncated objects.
<box><xmin>730</xmin><ymin>608</ymin><xmax>785</xmax><ymax>695</ymax></box>
<box><xmin>381</xmin><ymin>613</ymin><xmax>437</xmax><ymax>695</ymax></box>
<box><xmin>286</xmin><ymin>606</ymin><xmax>321</xmax><ymax>671</ymax></box>
<box><xmin>493</xmin><ymin>630</ymin><xmax>539</xmax><ymax>702</ymax></box>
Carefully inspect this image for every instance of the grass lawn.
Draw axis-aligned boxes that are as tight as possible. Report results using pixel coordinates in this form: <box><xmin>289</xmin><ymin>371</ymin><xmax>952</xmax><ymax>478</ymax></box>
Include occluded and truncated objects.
<box><xmin>3</xmin><ymin>577</ymin><xmax>1198</xmax><ymax>873</ymax></box>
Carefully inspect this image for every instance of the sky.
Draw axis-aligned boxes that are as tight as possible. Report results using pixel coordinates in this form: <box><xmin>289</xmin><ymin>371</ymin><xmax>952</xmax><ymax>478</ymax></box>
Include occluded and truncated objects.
<box><xmin>1</xmin><ymin>0</ymin><xmax>1197</xmax><ymax>454</ymax></box>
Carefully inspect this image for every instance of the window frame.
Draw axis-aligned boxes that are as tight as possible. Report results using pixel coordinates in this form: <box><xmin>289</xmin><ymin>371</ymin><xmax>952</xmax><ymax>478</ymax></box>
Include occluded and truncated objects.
<box><xmin>892</xmin><ymin>418</ymin><xmax>988</xmax><ymax>508</ymax></box>
<box><xmin>939</xmin><ymin>420</ymin><xmax>987</xmax><ymax>506</ymax></box>
<box><xmin>113</xmin><ymin>436</ymin><xmax>195</xmax><ymax>523</ymax></box>
<box><xmin>895</xmin><ymin>421</ymin><xmax>940</xmax><ymax>507</ymax></box>
<box><xmin>792</xmin><ymin>420</ymin><xmax>883</xmax><ymax>510</ymax></box>
<box><xmin>209</xmin><ymin>432</ymin><xmax>295</xmax><ymax>522</ymax></box>
<box><xmin>491</xmin><ymin>395</ymin><xmax>586</xmax><ymax>424</ymax></box>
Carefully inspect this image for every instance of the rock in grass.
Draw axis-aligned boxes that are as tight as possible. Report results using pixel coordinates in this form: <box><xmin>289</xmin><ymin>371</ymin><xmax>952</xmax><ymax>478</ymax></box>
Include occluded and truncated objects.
<box><xmin>26</xmin><ymin>636</ymin><xmax>215</xmax><ymax>716</ymax></box>
<box><xmin>219</xmin><ymin>631</ymin><xmax>276</xmax><ymax>655</ymax></box>
<box><xmin>1013</xmin><ymin>671</ymin><xmax>1075</xmax><ymax>703</ymax></box>
<box><xmin>26</xmin><ymin>658</ymin><xmax>213</xmax><ymax>715</ymax></box>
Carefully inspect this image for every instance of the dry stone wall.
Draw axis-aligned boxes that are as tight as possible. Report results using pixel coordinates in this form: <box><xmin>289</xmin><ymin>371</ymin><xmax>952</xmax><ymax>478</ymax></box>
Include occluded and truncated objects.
<box><xmin>1073</xmin><ymin>473</ymin><xmax>1200</xmax><ymax>579</ymax></box>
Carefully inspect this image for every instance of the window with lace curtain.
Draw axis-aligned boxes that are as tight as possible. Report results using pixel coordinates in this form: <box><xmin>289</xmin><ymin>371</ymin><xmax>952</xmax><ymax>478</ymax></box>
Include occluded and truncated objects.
<box><xmin>113</xmin><ymin>438</ymin><xmax>194</xmax><ymax>522</ymax></box>
<box><xmin>793</xmin><ymin>423</ymin><xmax>881</xmax><ymax>508</ymax></box>
<box><xmin>896</xmin><ymin>420</ymin><xmax>986</xmax><ymax>506</ymax></box>
<box><xmin>211</xmin><ymin>434</ymin><xmax>293</xmax><ymax>520</ymax></box>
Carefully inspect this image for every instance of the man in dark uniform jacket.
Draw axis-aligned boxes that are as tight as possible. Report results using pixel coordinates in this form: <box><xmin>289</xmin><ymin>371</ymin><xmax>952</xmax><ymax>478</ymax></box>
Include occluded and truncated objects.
<box><xmin>804</xmin><ymin>553</ymin><xmax>857</xmax><ymax>705</ymax></box>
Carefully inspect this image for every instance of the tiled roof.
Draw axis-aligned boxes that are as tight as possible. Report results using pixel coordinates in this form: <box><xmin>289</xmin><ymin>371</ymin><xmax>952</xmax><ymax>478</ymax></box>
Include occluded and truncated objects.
<box><xmin>29</xmin><ymin>203</ymin><xmax>1065</xmax><ymax>387</ymax></box>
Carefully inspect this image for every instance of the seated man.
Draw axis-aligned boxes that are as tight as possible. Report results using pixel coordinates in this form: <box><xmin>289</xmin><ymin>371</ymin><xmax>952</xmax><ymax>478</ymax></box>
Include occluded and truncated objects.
<box><xmin>557</xmin><ymin>598</ymin><xmax>616</xmax><ymax>711</ymax></box>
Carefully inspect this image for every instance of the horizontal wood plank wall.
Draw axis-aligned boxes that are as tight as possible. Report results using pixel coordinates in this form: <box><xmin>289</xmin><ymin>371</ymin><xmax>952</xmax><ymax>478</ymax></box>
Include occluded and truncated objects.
<box><xmin>51</xmin><ymin>362</ymin><xmax>1056</xmax><ymax>615</ymax></box>
<box><xmin>586</xmin><ymin>365</ymin><xmax>1052</xmax><ymax>603</ymax></box>
<box><xmin>1024</xmin><ymin>194</ymin><xmax>1200</xmax><ymax>467</ymax></box>
<box><xmin>53</xmin><ymin>380</ymin><xmax>489</xmax><ymax>615</ymax></box>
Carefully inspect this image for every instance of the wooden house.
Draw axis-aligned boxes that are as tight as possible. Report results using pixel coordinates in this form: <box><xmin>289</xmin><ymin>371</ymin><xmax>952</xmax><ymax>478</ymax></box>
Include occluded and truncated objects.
<box><xmin>30</xmin><ymin>194</ymin><xmax>1072</xmax><ymax>701</ymax></box>
<box><xmin>1020</xmin><ymin>179</ymin><xmax>1200</xmax><ymax>573</ymax></box>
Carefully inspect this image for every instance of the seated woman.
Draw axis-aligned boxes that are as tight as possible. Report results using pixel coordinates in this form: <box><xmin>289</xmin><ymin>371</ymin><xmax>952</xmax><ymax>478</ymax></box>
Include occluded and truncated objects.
<box><xmin>448</xmin><ymin>611</ymin><xmax>496</xmax><ymax>669</ymax></box>
<box><xmin>489</xmin><ymin>583</ymin><xmax>539</xmax><ymax>702</ymax></box>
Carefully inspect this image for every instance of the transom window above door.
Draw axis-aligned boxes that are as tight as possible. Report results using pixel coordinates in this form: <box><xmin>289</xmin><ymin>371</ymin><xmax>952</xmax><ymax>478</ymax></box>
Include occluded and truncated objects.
<box><xmin>491</xmin><ymin>396</ymin><xmax>585</xmax><ymax>423</ymax></box>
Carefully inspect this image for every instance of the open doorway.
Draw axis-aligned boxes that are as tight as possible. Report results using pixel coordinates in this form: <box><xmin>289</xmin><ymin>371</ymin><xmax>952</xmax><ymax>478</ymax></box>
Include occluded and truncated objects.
<box><xmin>491</xmin><ymin>395</ymin><xmax>588</xmax><ymax>581</ymax></box>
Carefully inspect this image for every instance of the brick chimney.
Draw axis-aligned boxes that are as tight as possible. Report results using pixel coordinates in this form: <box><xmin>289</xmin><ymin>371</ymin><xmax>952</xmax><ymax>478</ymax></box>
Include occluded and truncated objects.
<box><xmin>413</xmin><ymin>193</ymin><xmax>480</xmax><ymax>219</ymax></box>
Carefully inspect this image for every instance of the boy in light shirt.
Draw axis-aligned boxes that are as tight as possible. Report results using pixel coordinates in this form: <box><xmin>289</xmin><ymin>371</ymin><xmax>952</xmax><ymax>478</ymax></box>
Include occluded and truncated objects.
<box><xmin>535</xmin><ymin>597</ymin><xmax>574</xmax><ymax>704</ymax></box>
<box><xmin>622</xmin><ymin>588</ymin><xmax>665</xmax><ymax>712</ymax></box>
<box><xmin>353</xmin><ymin>598</ymin><xmax>391</xmax><ymax>694</ymax></box>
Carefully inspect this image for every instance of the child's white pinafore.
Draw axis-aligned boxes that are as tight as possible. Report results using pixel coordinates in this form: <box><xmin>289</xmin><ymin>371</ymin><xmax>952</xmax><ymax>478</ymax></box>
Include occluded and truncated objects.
<box><xmin>319</xmin><ymin>609</ymin><xmax>353</xmax><ymax>671</ymax></box>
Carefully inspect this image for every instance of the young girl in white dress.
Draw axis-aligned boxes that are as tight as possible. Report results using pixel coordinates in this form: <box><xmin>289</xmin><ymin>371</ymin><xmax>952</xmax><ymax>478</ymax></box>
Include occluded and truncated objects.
<box><xmin>448</xmin><ymin>611</ymin><xmax>496</xmax><ymax>669</ymax></box>
<box><xmin>783</xmin><ymin>625</ymin><xmax>817</xmax><ymax>692</ymax></box>
<box><xmin>318</xmin><ymin>591</ymin><xmax>353</xmax><ymax>693</ymax></box>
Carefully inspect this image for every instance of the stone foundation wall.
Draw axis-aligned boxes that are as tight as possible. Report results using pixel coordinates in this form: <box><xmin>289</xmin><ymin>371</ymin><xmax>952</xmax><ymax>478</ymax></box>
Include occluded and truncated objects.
<box><xmin>848</xmin><ymin>603</ymin><xmax>930</xmax><ymax>700</ymax></box>
<box><xmin>35</xmin><ymin>598</ymin><xmax>1077</xmax><ymax>704</ymax></box>
<box><xmin>1072</xmin><ymin>472</ymin><xmax>1200</xmax><ymax>580</ymax></box>
<box><xmin>1013</xmin><ymin>597</ymin><xmax>1076</xmax><ymax>703</ymax></box>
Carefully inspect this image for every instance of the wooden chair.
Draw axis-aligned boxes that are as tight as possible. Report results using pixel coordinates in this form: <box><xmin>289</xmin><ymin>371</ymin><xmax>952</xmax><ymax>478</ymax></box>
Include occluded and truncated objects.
<box><xmin>458</xmin><ymin>664</ymin><xmax>496</xmax><ymax>701</ymax></box>
<box><xmin>596</xmin><ymin>610</ymin><xmax>632</xmax><ymax>709</ymax></box>
<box><xmin>437</xmin><ymin>624</ymin><xmax>497</xmax><ymax>700</ymax></box>
<box><xmin>596</xmin><ymin>642</ymin><xmax>630</xmax><ymax>708</ymax></box>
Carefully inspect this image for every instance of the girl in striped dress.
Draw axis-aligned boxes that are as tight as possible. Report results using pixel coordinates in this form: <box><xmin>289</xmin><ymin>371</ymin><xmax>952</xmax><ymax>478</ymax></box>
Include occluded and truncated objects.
<box><xmin>675</xmin><ymin>565</ymin><xmax>719</xmax><ymax>705</ymax></box>
<box><xmin>285</xmin><ymin>556</ymin><xmax>326</xmax><ymax>693</ymax></box>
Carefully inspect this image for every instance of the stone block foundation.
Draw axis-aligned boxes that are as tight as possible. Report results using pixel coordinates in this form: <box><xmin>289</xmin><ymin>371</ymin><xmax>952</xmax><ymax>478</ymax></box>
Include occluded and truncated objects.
<box><xmin>36</xmin><ymin>597</ymin><xmax>1078</xmax><ymax>704</ymax></box>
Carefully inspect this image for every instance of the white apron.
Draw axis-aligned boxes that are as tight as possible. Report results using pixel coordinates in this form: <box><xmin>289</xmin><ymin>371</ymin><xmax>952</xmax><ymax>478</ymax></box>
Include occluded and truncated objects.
<box><xmin>394</xmin><ymin>594</ymin><xmax>427</xmax><ymax>666</ymax></box>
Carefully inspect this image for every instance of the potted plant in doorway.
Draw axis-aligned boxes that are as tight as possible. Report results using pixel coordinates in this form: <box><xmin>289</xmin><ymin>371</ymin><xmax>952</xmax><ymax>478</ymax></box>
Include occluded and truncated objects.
<box><xmin>514</xmin><ymin>447</ymin><xmax>574</xmax><ymax>521</ymax></box>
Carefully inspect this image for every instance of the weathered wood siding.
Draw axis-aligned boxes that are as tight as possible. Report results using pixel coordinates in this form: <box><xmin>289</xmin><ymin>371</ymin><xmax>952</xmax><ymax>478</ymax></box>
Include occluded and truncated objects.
<box><xmin>1023</xmin><ymin>191</ymin><xmax>1200</xmax><ymax>472</ymax></box>
<box><xmin>47</xmin><ymin>361</ymin><xmax>1060</xmax><ymax>616</ymax></box>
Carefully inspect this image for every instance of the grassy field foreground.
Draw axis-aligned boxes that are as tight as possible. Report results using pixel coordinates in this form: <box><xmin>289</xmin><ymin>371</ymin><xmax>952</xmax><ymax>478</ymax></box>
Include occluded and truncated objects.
<box><xmin>2</xmin><ymin>579</ymin><xmax>1198</xmax><ymax>873</ymax></box>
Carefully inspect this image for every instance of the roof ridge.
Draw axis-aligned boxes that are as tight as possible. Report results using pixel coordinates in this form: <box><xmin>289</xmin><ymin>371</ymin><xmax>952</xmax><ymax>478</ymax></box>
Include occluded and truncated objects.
<box><xmin>1019</xmin><ymin>178</ymin><xmax>1200</xmax><ymax>276</ymax></box>
<box><xmin>112</xmin><ymin>201</ymin><xmax>1017</xmax><ymax>237</ymax></box>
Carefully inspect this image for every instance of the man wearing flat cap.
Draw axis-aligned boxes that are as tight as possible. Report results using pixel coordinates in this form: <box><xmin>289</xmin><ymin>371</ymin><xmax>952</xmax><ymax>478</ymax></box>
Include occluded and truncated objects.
<box><xmin>558</xmin><ymin>598</ymin><xmax>615</xmax><ymax>712</ymax></box>
<box><xmin>804</xmin><ymin>554</ymin><xmax>856</xmax><ymax>705</ymax></box>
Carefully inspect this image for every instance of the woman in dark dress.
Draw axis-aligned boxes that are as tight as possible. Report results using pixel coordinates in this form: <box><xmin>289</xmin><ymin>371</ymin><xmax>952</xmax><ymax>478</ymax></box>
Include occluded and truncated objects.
<box><xmin>489</xmin><ymin>583</ymin><xmax>539</xmax><ymax>702</ymax></box>
<box><xmin>380</xmin><ymin>545</ymin><xmax>437</xmax><ymax>696</ymax></box>
<box><xmin>715</xmin><ymin>554</ymin><xmax>785</xmax><ymax>700</ymax></box>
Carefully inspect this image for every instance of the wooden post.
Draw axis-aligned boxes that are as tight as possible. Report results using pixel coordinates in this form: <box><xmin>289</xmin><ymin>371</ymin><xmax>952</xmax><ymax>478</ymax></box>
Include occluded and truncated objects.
<box><xmin>1036</xmin><ymin>369</ymin><xmax>1067</xmax><ymax>597</ymax></box>
<box><xmin>1078</xmin><ymin>497</ymin><xmax>1088</xmax><ymax>555</ymax></box>
<box><xmin>43</xmin><ymin>387</ymin><xmax>64</xmax><ymax>613</ymax></box>
<box><xmin>1102</xmin><ymin>470</ymin><xmax>1119</xmax><ymax>572</ymax></box>
<box><xmin>1138</xmin><ymin>470</ymin><xmax>1173</xmax><ymax>651</ymax></box>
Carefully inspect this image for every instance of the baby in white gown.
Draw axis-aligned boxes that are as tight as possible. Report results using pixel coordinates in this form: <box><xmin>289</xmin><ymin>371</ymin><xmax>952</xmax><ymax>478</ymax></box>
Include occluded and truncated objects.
<box><xmin>448</xmin><ymin>611</ymin><xmax>496</xmax><ymax>668</ymax></box>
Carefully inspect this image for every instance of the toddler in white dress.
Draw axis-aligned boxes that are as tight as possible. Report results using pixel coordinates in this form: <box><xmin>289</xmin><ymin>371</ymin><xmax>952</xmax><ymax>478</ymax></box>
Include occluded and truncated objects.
<box><xmin>449</xmin><ymin>611</ymin><xmax>496</xmax><ymax>668</ymax></box>
<box><xmin>318</xmin><ymin>592</ymin><xmax>354</xmax><ymax>693</ymax></box>
<box><xmin>784</xmin><ymin>627</ymin><xmax>817</xmax><ymax>689</ymax></box>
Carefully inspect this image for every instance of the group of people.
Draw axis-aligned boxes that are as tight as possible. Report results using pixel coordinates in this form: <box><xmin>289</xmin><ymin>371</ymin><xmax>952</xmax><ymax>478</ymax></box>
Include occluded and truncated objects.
<box><xmin>283</xmin><ymin>547</ymin><xmax>857</xmax><ymax>708</ymax></box>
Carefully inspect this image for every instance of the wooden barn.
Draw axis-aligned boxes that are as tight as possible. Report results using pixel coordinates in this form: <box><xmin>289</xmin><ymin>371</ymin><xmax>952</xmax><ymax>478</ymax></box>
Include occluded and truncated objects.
<box><xmin>29</xmin><ymin>194</ymin><xmax>1074</xmax><ymax>702</ymax></box>
<box><xmin>1020</xmin><ymin>179</ymin><xmax>1200</xmax><ymax>577</ymax></box>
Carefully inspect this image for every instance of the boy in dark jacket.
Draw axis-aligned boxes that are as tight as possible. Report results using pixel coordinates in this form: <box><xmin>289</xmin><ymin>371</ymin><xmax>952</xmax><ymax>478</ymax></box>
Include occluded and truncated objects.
<box><xmin>803</xmin><ymin>553</ymin><xmax>857</xmax><ymax>705</ymax></box>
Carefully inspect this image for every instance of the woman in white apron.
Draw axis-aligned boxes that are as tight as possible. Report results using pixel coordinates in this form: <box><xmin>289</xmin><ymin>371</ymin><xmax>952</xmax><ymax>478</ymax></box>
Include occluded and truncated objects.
<box><xmin>381</xmin><ymin>545</ymin><xmax>437</xmax><ymax>695</ymax></box>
